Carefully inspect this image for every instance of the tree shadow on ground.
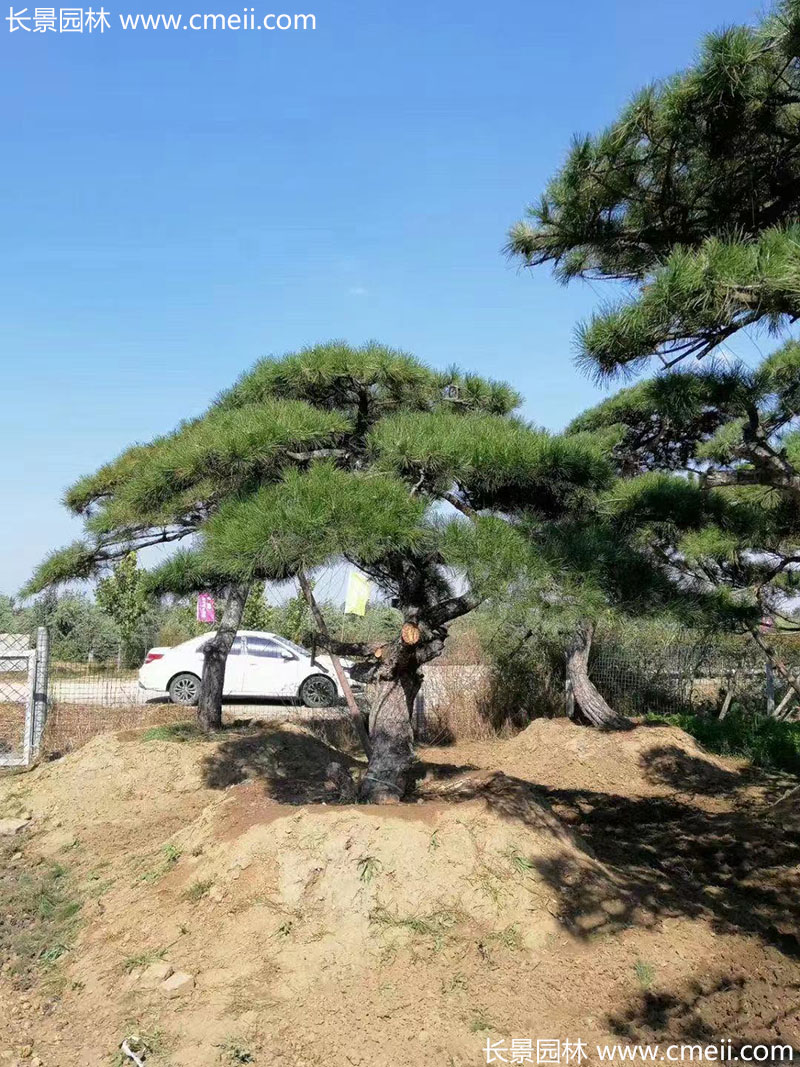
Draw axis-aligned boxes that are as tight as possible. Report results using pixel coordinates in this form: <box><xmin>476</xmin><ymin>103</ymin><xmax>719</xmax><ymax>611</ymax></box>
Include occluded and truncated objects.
<box><xmin>199</xmin><ymin>723</ymin><xmax>800</xmax><ymax>958</ymax></box>
<box><xmin>639</xmin><ymin>744</ymin><xmax>743</xmax><ymax>795</ymax></box>
<box><xmin>201</xmin><ymin>720</ymin><xmax>365</xmax><ymax>802</ymax></box>
<box><xmin>417</xmin><ymin>754</ymin><xmax>800</xmax><ymax>958</ymax></box>
<box><xmin>606</xmin><ymin>970</ymin><xmax>800</xmax><ymax>1054</ymax></box>
<box><xmin>195</xmin><ymin>721</ymin><xmax>800</xmax><ymax>1044</ymax></box>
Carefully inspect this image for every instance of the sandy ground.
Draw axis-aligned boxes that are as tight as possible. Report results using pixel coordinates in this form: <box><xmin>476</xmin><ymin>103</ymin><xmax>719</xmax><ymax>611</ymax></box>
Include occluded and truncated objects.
<box><xmin>0</xmin><ymin>717</ymin><xmax>798</xmax><ymax>1067</ymax></box>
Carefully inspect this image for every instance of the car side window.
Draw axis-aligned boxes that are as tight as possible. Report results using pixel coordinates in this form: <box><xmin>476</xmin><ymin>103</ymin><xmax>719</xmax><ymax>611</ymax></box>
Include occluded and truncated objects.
<box><xmin>196</xmin><ymin>637</ymin><xmax>243</xmax><ymax>656</ymax></box>
<box><xmin>246</xmin><ymin>636</ymin><xmax>284</xmax><ymax>658</ymax></box>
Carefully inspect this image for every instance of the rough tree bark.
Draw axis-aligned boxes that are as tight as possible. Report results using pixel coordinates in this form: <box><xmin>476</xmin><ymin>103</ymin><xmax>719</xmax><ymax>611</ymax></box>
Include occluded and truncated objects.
<box><xmin>306</xmin><ymin>588</ymin><xmax>477</xmax><ymax>804</ymax></box>
<box><xmin>360</xmin><ymin>640</ymin><xmax>422</xmax><ymax>803</ymax></box>
<box><xmin>565</xmin><ymin>620</ymin><xmax>632</xmax><ymax>730</ymax></box>
<box><xmin>197</xmin><ymin>582</ymin><xmax>249</xmax><ymax>732</ymax></box>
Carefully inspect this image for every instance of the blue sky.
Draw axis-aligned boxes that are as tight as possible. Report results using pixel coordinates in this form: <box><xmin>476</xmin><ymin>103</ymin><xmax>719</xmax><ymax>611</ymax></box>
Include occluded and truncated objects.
<box><xmin>1</xmin><ymin>0</ymin><xmax>763</xmax><ymax>593</ymax></box>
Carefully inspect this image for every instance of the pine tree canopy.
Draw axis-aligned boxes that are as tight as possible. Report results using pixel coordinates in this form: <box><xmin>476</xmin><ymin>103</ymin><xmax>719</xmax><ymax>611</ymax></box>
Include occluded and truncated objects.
<box><xmin>508</xmin><ymin>0</ymin><xmax>800</xmax><ymax>375</ymax></box>
<box><xmin>24</xmin><ymin>342</ymin><xmax>526</xmax><ymax>603</ymax></box>
<box><xmin>562</xmin><ymin>344</ymin><xmax>800</xmax><ymax>627</ymax></box>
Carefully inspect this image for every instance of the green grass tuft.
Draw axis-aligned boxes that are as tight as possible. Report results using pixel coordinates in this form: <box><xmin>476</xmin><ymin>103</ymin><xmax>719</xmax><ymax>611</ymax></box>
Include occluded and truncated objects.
<box><xmin>141</xmin><ymin>722</ymin><xmax>204</xmax><ymax>743</ymax></box>
<box><xmin>634</xmin><ymin>958</ymin><xmax>656</xmax><ymax>988</ymax></box>
<box><xmin>0</xmin><ymin>846</ymin><xmax>82</xmax><ymax>983</ymax></box>
<box><xmin>183</xmin><ymin>879</ymin><xmax>214</xmax><ymax>903</ymax></box>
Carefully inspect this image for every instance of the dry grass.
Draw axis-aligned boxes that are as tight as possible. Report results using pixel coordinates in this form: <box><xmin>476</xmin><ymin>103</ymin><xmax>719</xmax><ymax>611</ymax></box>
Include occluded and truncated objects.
<box><xmin>0</xmin><ymin>702</ymin><xmax>26</xmax><ymax>755</ymax></box>
<box><xmin>0</xmin><ymin>838</ymin><xmax>83</xmax><ymax>989</ymax></box>
<box><xmin>41</xmin><ymin>702</ymin><xmax>189</xmax><ymax>758</ymax></box>
<box><xmin>423</xmin><ymin>693</ymin><xmax>499</xmax><ymax>743</ymax></box>
<box><xmin>420</xmin><ymin>667</ymin><xmax>509</xmax><ymax>743</ymax></box>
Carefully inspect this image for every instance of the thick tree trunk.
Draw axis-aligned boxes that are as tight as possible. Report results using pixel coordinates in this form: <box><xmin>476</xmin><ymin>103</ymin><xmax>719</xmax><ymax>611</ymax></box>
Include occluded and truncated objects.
<box><xmin>566</xmin><ymin>620</ymin><xmax>632</xmax><ymax>730</ymax></box>
<box><xmin>197</xmin><ymin>582</ymin><xmax>249</xmax><ymax>732</ymax></box>
<box><xmin>360</xmin><ymin>647</ymin><xmax>421</xmax><ymax>803</ymax></box>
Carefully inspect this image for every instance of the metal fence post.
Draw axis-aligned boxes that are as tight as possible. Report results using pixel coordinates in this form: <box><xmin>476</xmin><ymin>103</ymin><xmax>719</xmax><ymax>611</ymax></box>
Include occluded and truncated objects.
<box><xmin>32</xmin><ymin>626</ymin><xmax>50</xmax><ymax>757</ymax></box>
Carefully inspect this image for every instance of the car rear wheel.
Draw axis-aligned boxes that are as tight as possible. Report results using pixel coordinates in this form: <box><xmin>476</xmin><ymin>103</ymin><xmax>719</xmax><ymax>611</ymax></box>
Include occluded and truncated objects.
<box><xmin>168</xmin><ymin>672</ymin><xmax>201</xmax><ymax>706</ymax></box>
<box><xmin>299</xmin><ymin>674</ymin><xmax>337</xmax><ymax>708</ymax></box>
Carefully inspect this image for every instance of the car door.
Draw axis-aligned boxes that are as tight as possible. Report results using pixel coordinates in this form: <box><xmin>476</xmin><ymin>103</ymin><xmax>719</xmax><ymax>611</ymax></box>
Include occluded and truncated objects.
<box><xmin>223</xmin><ymin>637</ymin><xmax>246</xmax><ymax>694</ymax></box>
<box><xmin>195</xmin><ymin>636</ymin><xmax>245</xmax><ymax>694</ymax></box>
<box><xmin>241</xmin><ymin>635</ymin><xmax>297</xmax><ymax>696</ymax></box>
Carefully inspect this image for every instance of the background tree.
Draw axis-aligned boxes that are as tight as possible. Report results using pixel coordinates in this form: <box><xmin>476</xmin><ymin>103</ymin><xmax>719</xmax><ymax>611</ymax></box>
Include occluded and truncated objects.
<box><xmin>563</xmin><ymin>353</ymin><xmax>800</xmax><ymax>691</ymax></box>
<box><xmin>29</xmin><ymin>590</ymin><xmax>119</xmax><ymax>663</ymax></box>
<box><xmin>95</xmin><ymin>553</ymin><xmax>150</xmax><ymax>667</ymax></box>
<box><xmin>0</xmin><ymin>595</ymin><xmax>21</xmax><ymax>635</ymax></box>
<box><xmin>240</xmin><ymin>580</ymin><xmax>275</xmax><ymax>632</ymax></box>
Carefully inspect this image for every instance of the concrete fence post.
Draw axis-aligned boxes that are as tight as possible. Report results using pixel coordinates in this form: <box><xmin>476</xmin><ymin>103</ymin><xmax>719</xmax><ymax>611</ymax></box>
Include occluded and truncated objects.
<box><xmin>32</xmin><ymin>626</ymin><xmax>50</xmax><ymax>758</ymax></box>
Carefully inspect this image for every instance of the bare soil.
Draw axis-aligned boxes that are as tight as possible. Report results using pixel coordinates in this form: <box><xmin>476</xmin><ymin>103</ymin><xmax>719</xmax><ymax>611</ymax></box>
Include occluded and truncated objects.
<box><xmin>0</xmin><ymin>717</ymin><xmax>798</xmax><ymax>1066</ymax></box>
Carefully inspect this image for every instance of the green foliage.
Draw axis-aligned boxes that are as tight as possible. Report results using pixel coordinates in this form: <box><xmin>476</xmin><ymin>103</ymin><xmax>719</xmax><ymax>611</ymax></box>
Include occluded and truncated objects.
<box><xmin>203</xmin><ymin>462</ymin><xmax>428</xmax><ymax>579</ymax></box>
<box><xmin>95</xmin><ymin>554</ymin><xmax>149</xmax><ymax>667</ymax></box>
<box><xmin>93</xmin><ymin>399</ymin><xmax>351</xmax><ymax>531</ymax></box>
<box><xmin>372</xmin><ymin>411</ymin><xmax>613</xmax><ymax>515</ymax></box>
<box><xmin>647</xmin><ymin>709</ymin><xmax>800</xmax><ymax>776</ymax></box>
<box><xmin>509</xmin><ymin>0</ymin><xmax>800</xmax><ymax>373</ymax></box>
<box><xmin>25</xmin><ymin>541</ymin><xmax>101</xmax><ymax>596</ymax></box>
<box><xmin>439</xmin><ymin>515</ymin><xmax>541</xmax><ymax>600</ymax></box>
<box><xmin>215</xmin><ymin>339</ymin><xmax>521</xmax><ymax>419</ymax></box>
<box><xmin>143</xmin><ymin>549</ymin><xmax>235</xmax><ymax>598</ymax></box>
<box><xmin>575</xmin><ymin>228</ymin><xmax>800</xmax><ymax>376</ymax></box>
<box><xmin>30</xmin><ymin>591</ymin><xmax>120</xmax><ymax>663</ymax></box>
<box><xmin>241</xmin><ymin>580</ymin><xmax>274</xmax><ymax>630</ymax></box>
<box><xmin>0</xmin><ymin>594</ymin><xmax>24</xmax><ymax>634</ymax></box>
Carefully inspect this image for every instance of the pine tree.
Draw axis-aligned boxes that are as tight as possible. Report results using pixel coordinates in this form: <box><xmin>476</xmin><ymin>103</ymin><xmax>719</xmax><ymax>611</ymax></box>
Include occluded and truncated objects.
<box><xmin>25</xmin><ymin>343</ymin><xmax>528</xmax><ymax>745</ymax></box>
<box><xmin>195</xmin><ymin>405</ymin><xmax>615</xmax><ymax>796</ymax></box>
<box><xmin>508</xmin><ymin>0</ymin><xmax>800</xmax><ymax>378</ymax></box>
<box><xmin>508</xmin><ymin>0</ymin><xmax>800</xmax><ymax>697</ymax></box>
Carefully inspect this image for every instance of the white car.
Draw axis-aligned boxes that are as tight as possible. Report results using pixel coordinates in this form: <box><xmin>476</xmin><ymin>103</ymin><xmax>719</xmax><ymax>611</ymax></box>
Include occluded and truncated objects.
<box><xmin>138</xmin><ymin>630</ymin><xmax>358</xmax><ymax>707</ymax></box>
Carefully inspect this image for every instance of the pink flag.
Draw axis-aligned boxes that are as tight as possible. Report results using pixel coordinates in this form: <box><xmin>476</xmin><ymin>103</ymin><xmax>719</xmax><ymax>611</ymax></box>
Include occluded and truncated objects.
<box><xmin>197</xmin><ymin>593</ymin><xmax>216</xmax><ymax>623</ymax></box>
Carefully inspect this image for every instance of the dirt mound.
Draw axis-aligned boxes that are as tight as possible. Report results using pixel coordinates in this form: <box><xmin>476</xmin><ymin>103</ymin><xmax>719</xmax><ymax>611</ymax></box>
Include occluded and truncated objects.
<box><xmin>1</xmin><ymin>720</ymin><xmax>798</xmax><ymax>1067</ymax></box>
<box><xmin>0</xmin><ymin>730</ymin><xmax>614</xmax><ymax>1066</ymax></box>
<box><xmin>423</xmin><ymin>718</ymin><xmax>745</xmax><ymax>801</ymax></box>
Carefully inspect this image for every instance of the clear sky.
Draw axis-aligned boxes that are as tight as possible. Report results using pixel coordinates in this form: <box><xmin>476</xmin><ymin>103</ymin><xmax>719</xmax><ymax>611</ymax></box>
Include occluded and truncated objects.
<box><xmin>1</xmin><ymin>0</ymin><xmax>764</xmax><ymax>593</ymax></box>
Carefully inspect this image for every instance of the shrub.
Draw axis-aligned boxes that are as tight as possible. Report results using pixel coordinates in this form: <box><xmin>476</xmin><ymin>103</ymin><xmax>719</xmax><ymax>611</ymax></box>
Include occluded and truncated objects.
<box><xmin>646</xmin><ymin>710</ymin><xmax>800</xmax><ymax>776</ymax></box>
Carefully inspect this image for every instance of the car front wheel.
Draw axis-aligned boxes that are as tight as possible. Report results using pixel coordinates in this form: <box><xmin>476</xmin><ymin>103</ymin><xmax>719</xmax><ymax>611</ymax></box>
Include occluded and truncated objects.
<box><xmin>298</xmin><ymin>674</ymin><xmax>337</xmax><ymax>708</ymax></box>
<box><xmin>168</xmin><ymin>672</ymin><xmax>201</xmax><ymax>706</ymax></box>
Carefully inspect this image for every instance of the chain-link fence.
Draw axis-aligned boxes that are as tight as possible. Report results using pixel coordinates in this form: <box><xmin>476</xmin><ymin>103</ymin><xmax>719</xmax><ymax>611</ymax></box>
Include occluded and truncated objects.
<box><xmin>590</xmin><ymin>632</ymin><xmax>800</xmax><ymax>720</ymax></box>
<box><xmin>48</xmin><ymin>649</ymin><xmax>144</xmax><ymax>708</ymax></box>
<box><xmin>6</xmin><ymin>625</ymin><xmax>800</xmax><ymax>761</ymax></box>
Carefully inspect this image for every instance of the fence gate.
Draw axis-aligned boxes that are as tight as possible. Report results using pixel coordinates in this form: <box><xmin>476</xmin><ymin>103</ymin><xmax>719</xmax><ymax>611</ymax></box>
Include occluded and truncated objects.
<box><xmin>0</xmin><ymin>628</ymin><xmax>49</xmax><ymax>768</ymax></box>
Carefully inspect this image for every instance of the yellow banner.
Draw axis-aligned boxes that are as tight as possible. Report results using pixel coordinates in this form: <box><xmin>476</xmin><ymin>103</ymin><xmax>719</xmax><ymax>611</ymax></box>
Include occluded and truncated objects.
<box><xmin>344</xmin><ymin>570</ymin><xmax>371</xmax><ymax>616</ymax></box>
